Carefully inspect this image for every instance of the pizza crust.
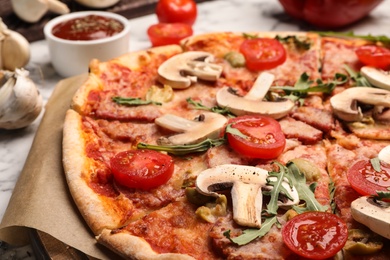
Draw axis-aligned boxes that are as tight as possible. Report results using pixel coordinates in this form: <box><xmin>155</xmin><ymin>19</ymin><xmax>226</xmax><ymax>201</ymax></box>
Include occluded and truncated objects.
<box><xmin>97</xmin><ymin>228</ymin><xmax>195</xmax><ymax>260</ymax></box>
<box><xmin>62</xmin><ymin>109</ymin><xmax>131</xmax><ymax>235</ymax></box>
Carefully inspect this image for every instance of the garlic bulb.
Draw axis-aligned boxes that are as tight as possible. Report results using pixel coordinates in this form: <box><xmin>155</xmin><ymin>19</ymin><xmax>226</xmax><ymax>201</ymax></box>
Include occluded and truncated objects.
<box><xmin>11</xmin><ymin>0</ymin><xmax>70</xmax><ymax>23</ymax></box>
<box><xmin>0</xmin><ymin>68</ymin><xmax>43</xmax><ymax>129</ymax></box>
<box><xmin>73</xmin><ymin>0</ymin><xmax>120</xmax><ymax>8</ymax></box>
<box><xmin>0</xmin><ymin>19</ymin><xmax>30</xmax><ymax>71</ymax></box>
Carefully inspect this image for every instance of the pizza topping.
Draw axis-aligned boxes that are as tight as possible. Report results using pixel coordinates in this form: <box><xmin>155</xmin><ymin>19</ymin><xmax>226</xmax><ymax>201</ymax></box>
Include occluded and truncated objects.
<box><xmin>224</xmin><ymin>51</ymin><xmax>246</xmax><ymax>68</ymax></box>
<box><xmin>330</xmin><ymin>87</ymin><xmax>390</xmax><ymax>122</ymax></box>
<box><xmin>154</xmin><ymin>112</ymin><xmax>227</xmax><ymax>145</ymax></box>
<box><xmin>224</xmin><ymin>115</ymin><xmax>286</xmax><ymax>159</ymax></box>
<box><xmin>195</xmin><ymin>194</ymin><xmax>227</xmax><ymax>223</ymax></box>
<box><xmin>282</xmin><ymin>211</ymin><xmax>348</xmax><ymax>259</ymax></box>
<box><xmin>355</xmin><ymin>45</ymin><xmax>390</xmax><ymax>70</ymax></box>
<box><xmin>360</xmin><ymin>66</ymin><xmax>390</xmax><ymax>91</ymax></box>
<box><xmin>378</xmin><ymin>145</ymin><xmax>390</xmax><ymax>164</ymax></box>
<box><xmin>216</xmin><ymin>87</ymin><xmax>294</xmax><ymax>119</ymax></box>
<box><xmin>112</xmin><ymin>96</ymin><xmax>162</xmax><ymax>106</ymax></box>
<box><xmin>157</xmin><ymin>51</ymin><xmax>223</xmax><ymax>89</ymax></box>
<box><xmin>110</xmin><ymin>149</ymin><xmax>174</xmax><ymax>190</ymax></box>
<box><xmin>145</xmin><ymin>84</ymin><xmax>174</xmax><ymax>103</ymax></box>
<box><xmin>347</xmin><ymin>159</ymin><xmax>390</xmax><ymax>196</ymax></box>
<box><xmin>239</xmin><ymin>38</ymin><xmax>287</xmax><ymax>71</ymax></box>
<box><xmin>196</xmin><ymin>164</ymin><xmax>299</xmax><ymax>228</ymax></box>
<box><xmin>351</xmin><ymin>196</ymin><xmax>390</xmax><ymax>239</ymax></box>
<box><xmin>344</xmin><ymin>229</ymin><xmax>383</xmax><ymax>255</ymax></box>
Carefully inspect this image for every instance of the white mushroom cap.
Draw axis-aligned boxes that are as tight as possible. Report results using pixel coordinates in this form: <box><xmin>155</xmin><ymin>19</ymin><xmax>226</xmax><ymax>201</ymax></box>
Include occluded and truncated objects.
<box><xmin>216</xmin><ymin>87</ymin><xmax>295</xmax><ymax>119</ymax></box>
<box><xmin>378</xmin><ymin>145</ymin><xmax>390</xmax><ymax>164</ymax></box>
<box><xmin>351</xmin><ymin>196</ymin><xmax>390</xmax><ymax>239</ymax></box>
<box><xmin>361</xmin><ymin>66</ymin><xmax>390</xmax><ymax>91</ymax></box>
<box><xmin>157</xmin><ymin>51</ymin><xmax>223</xmax><ymax>89</ymax></box>
<box><xmin>330</xmin><ymin>87</ymin><xmax>390</xmax><ymax>122</ymax></box>
<box><xmin>155</xmin><ymin>112</ymin><xmax>227</xmax><ymax>145</ymax></box>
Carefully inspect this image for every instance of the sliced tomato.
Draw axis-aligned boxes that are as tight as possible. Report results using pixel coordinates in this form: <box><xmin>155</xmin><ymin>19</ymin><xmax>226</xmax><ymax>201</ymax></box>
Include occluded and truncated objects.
<box><xmin>282</xmin><ymin>211</ymin><xmax>348</xmax><ymax>259</ymax></box>
<box><xmin>347</xmin><ymin>159</ymin><xmax>390</xmax><ymax>196</ymax></box>
<box><xmin>224</xmin><ymin>115</ymin><xmax>286</xmax><ymax>159</ymax></box>
<box><xmin>239</xmin><ymin>38</ymin><xmax>287</xmax><ymax>71</ymax></box>
<box><xmin>355</xmin><ymin>45</ymin><xmax>390</xmax><ymax>70</ymax></box>
<box><xmin>147</xmin><ymin>23</ymin><xmax>193</xmax><ymax>47</ymax></box>
<box><xmin>156</xmin><ymin>0</ymin><xmax>197</xmax><ymax>26</ymax></box>
<box><xmin>110</xmin><ymin>149</ymin><xmax>174</xmax><ymax>190</ymax></box>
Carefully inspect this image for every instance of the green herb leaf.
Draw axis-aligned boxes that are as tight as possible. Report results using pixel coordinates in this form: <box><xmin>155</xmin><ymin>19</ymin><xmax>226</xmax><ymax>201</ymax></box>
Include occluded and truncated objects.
<box><xmin>137</xmin><ymin>138</ymin><xmax>226</xmax><ymax>156</ymax></box>
<box><xmin>225</xmin><ymin>124</ymin><xmax>248</xmax><ymax>139</ymax></box>
<box><xmin>224</xmin><ymin>216</ymin><xmax>278</xmax><ymax>245</ymax></box>
<box><xmin>243</xmin><ymin>33</ymin><xmax>258</xmax><ymax>39</ymax></box>
<box><xmin>275</xmin><ymin>35</ymin><xmax>311</xmax><ymax>51</ymax></box>
<box><xmin>113</xmin><ymin>96</ymin><xmax>162</xmax><ymax>106</ymax></box>
<box><xmin>374</xmin><ymin>191</ymin><xmax>390</xmax><ymax>200</ymax></box>
<box><xmin>286</xmin><ymin>161</ymin><xmax>328</xmax><ymax>213</ymax></box>
<box><xmin>316</xmin><ymin>31</ymin><xmax>390</xmax><ymax>46</ymax></box>
<box><xmin>370</xmin><ymin>157</ymin><xmax>382</xmax><ymax>172</ymax></box>
<box><xmin>343</xmin><ymin>65</ymin><xmax>372</xmax><ymax>87</ymax></box>
<box><xmin>186</xmin><ymin>98</ymin><xmax>234</xmax><ymax>116</ymax></box>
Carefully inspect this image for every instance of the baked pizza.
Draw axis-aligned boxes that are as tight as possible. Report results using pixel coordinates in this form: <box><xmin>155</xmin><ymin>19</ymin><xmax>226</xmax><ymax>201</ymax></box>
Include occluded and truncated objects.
<box><xmin>62</xmin><ymin>31</ymin><xmax>390</xmax><ymax>259</ymax></box>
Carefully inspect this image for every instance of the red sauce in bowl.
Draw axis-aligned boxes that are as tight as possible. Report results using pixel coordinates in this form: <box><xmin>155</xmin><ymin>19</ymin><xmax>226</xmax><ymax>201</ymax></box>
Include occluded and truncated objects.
<box><xmin>52</xmin><ymin>15</ymin><xmax>124</xmax><ymax>41</ymax></box>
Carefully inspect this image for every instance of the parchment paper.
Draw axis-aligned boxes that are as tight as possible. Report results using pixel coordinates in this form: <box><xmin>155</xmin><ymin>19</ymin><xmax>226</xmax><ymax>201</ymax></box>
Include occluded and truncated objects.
<box><xmin>0</xmin><ymin>75</ymin><xmax>120</xmax><ymax>259</ymax></box>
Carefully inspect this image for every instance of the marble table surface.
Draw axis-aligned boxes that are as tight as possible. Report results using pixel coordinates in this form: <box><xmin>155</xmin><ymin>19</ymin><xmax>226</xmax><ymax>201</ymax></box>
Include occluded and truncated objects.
<box><xmin>1</xmin><ymin>0</ymin><xmax>390</xmax><ymax>242</ymax></box>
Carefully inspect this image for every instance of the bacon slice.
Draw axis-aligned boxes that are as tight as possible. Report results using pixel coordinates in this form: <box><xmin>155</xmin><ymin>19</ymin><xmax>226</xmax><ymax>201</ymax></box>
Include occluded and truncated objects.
<box><xmin>291</xmin><ymin>106</ymin><xmax>335</xmax><ymax>133</ymax></box>
<box><xmin>279</xmin><ymin>117</ymin><xmax>323</xmax><ymax>144</ymax></box>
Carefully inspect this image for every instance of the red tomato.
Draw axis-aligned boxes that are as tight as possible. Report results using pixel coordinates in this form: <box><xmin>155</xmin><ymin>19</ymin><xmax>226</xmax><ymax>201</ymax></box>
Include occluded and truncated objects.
<box><xmin>156</xmin><ymin>0</ymin><xmax>197</xmax><ymax>25</ymax></box>
<box><xmin>282</xmin><ymin>211</ymin><xmax>348</xmax><ymax>259</ymax></box>
<box><xmin>239</xmin><ymin>38</ymin><xmax>287</xmax><ymax>71</ymax></box>
<box><xmin>225</xmin><ymin>115</ymin><xmax>286</xmax><ymax>159</ymax></box>
<box><xmin>347</xmin><ymin>159</ymin><xmax>390</xmax><ymax>196</ymax></box>
<box><xmin>147</xmin><ymin>23</ymin><xmax>193</xmax><ymax>47</ymax></box>
<box><xmin>279</xmin><ymin>0</ymin><xmax>383</xmax><ymax>29</ymax></box>
<box><xmin>110</xmin><ymin>150</ymin><xmax>174</xmax><ymax>190</ymax></box>
<box><xmin>355</xmin><ymin>45</ymin><xmax>390</xmax><ymax>70</ymax></box>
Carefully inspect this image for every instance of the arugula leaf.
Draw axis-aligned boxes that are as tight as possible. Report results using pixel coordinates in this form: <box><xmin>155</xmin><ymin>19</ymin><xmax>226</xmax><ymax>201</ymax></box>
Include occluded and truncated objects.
<box><xmin>286</xmin><ymin>161</ymin><xmax>328</xmax><ymax>213</ymax></box>
<box><xmin>137</xmin><ymin>138</ymin><xmax>226</xmax><ymax>156</ymax></box>
<box><xmin>113</xmin><ymin>96</ymin><xmax>162</xmax><ymax>106</ymax></box>
<box><xmin>225</xmin><ymin>124</ymin><xmax>248</xmax><ymax>139</ymax></box>
<box><xmin>186</xmin><ymin>98</ymin><xmax>234</xmax><ymax>116</ymax></box>
<box><xmin>370</xmin><ymin>157</ymin><xmax>382</xmax><ymax>172</ymax></box>
<box><xmin>316</xmin><ymin>31</ymin><xmax>390</xmax><ymax>46</ymax></box>
<box><xmin>224</xmin><ymin>216</ymin><xmax>278</xmax><ymax>245</ymax></box>
<box><xmin>374</xmin><ymin>191</ymin><xmax>390</xmax><ymax>200</ymax></box>
<box><xmin>243</xmin><ymin>33</ymin><xmax>258</xmax><ymax>39</ymax></box>
<box><xmin>328</xmin><ymin>179</ymin><xmax>336</xmax><ymax>213</ymax></box>
<box><xmin>343</xmin><ymin>65</ymin><xmax>372</xmax><ymax>87</ymax></box>
<box><xmin>275</xmin><ymin>35</ymin><xmax>311</xmax><ymax>51</ymax></box>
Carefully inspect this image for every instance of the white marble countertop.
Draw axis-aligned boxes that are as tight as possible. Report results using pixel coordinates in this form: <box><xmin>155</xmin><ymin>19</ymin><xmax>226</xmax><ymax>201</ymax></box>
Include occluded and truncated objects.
<box><xmin>1</xmin><ymin>0</ymin><xmax>390</xmax><ymax>238</ymax></box>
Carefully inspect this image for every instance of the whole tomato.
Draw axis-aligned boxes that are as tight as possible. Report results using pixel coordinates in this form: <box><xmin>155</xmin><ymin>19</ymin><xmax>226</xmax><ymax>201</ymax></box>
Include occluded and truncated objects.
<box><xmin>156</xmin><ymin>0</ymin><xmax>197</xmax><ymax>26</ymax></box>
<box><xmin>279</xmin><ymin>0</ymin><xmax>383</xmax><ymax>28</ymax></box>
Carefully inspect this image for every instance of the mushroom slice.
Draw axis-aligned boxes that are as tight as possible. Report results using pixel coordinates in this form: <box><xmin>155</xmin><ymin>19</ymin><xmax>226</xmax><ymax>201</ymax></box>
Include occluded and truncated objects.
<box><xmin>196</xmin><ymin>164</ymin><xmax>299</xmax><ymax>228</ymax></box>
<box><xmin>378</xmin><ymin>145</ymin><xmax>390</xmax><ymax>164</ymax></box>
<box><xmin>361</xmin><ymin>66</ymin><xmax>390</xmax><ymax>91</ymax></box>
<box><xmin>155</xmin><ymin>112</ymin><xmax>227</xmax><ymax>145</ymax></box>
<box><xmin>330</xmin><ymin>87</ymin><xmax>390</xmax><ymax>122</ymax></box>
<box><xmin>351</xmin><ymin>196</ymin><xmax>390</xmax><ymax>239</ymax></box>
<box><xmin>244</xmin><ymin>72</ymin><xmax>275</xmax><ymax>101</ymax></box>
<box><xmin>157</xmin><ymin>51</ymin><xmax>223</xmax><ymax>89</ymax></box>
<box><xmin>216</xmin><ymin>87</ymin><xmax>294</xmax><ymax>119</ymax></box>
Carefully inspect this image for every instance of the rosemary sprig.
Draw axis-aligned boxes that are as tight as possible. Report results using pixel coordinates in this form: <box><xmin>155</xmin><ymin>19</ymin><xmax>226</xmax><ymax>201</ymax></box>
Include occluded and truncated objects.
<box><xmin>113</xmin><ymin>96</ymin><xmax>162</xmax><ymax>106</ymax></box>
<box><xmin>137</xmin><ymin>138</ymin><xmax>226</xmax><ymax>156</ymax></box>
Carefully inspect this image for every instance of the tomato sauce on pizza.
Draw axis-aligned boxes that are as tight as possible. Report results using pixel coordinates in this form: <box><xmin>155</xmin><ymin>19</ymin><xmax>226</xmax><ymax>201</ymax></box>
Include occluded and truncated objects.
<box><xmin>62</xmin><ymin>32</ymin><xmax>390</xmax><ymax>259</ymax></box>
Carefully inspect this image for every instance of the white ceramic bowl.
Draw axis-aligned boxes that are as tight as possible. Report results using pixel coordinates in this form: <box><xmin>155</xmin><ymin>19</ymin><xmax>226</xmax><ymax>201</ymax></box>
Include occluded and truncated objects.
<box><xmin>44</xmin><ymin>11</ymin><xmax>131</xmax><ymax>78</ymax></box>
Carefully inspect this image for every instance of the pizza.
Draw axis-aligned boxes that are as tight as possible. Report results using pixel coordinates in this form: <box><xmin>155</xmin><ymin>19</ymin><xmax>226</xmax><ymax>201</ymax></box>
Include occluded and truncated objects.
<box><xmin>62</xmin><ymin>31</ymin><xmax>390</xmax><ymax>259</ymax></box>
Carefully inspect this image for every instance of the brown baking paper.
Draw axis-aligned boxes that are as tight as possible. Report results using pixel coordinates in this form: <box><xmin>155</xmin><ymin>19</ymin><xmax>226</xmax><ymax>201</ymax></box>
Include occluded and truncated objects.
<box><xmin>0</xmin><ymin>75</ymin><xmax>120</xmax><ymax>259</ymax></box>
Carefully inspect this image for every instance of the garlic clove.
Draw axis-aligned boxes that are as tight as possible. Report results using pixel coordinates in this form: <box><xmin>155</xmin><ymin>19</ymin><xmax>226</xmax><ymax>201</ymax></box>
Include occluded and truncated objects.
<box><xmin>0</xmin><ymin>19</ymin><xmax>30</xmax><ymax>71</ymax></box>
<box><xmin>0</xmin><ymin>69</ymin><xmax>43</xmax><ymax>130</ymax></box>
<box><xmin>74</xmin><ymin>0</ymin><xmax>120</xmax><ymax>9</ymax></box>
<box><xmin>11</xmin><ymin>0</ymin><xmax>70</xmax><ymax>23</ymax></box>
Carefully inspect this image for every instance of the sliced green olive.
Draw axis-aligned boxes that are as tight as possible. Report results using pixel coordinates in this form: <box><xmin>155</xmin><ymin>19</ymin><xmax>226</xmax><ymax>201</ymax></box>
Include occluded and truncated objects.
<box><xmin>185</xmin><ymin>187</ymin><xmax>213</xmax><ymax>206</ymax></box>
<box><xmin>195</xmin><ymin>195</ymin><xmax>227</xmax><ymax>223</ymax></box>
<box><xmin>290</xmin><ymin>158</ymin><xmax>321</xmax><ymax>182</ymax></box>
<box><xmin>344</xmin><ymin>229</ymin><xmax>383</xmax><ymax>255</ymax></box>
<box><xmin>224</xmin><ymin>51</ymin><xmax>245</xmax><ymax>68</ymax></box>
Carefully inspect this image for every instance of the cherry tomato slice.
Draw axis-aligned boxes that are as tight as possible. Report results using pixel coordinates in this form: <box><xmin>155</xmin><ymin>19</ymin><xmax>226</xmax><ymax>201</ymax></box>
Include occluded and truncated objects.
<box><xmin>147</xmin><ymin>23</ymin><xmax>193</xmax><ymax>47</ymax></box>
<box><xmin>355</xmin><ymin>45</ymin><xmax>390</xmax><ymax>70</ymax></box>
<box><xmin>239</xmin><ymin>38</ymin><xmax>287</xmax><ymax>71</ymax></box>
<box><xmin>156</xmin><ymin>0</ymin><xmax>197</xmax><ymax>26</ymax></box>
<box><xmin>282</xmin><ymin>211</ymin><xmax>348</xmax><ymax>259</ymax></box>
<box><xmin>110</xmin><ymin>149</ymin><xmax>174</xmax><ymax>190</ymax></box>
<box><xmin>225</xmin><ymin>115</ymin><xmax>286</xmax><ymax>159</ymax></box>
<box><xmin>347</xmin><ymin>159</ymin><xmax>390</xmax><ymax>196</ymax></box>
